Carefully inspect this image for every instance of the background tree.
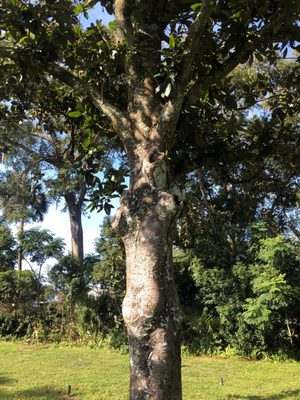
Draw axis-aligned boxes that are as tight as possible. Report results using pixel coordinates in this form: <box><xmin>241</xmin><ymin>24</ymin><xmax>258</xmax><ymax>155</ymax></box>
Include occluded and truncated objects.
<box><xmin>0</xmin><ymin>82</ymin><xmax>121</xmax><ymax>262</ymax></box>
<box><xmin>0</xmin><ymin>227</ymin><xmax>64</xmax><ymax>341</ymax></box>
<box><xmin>92</xmin><ymin>216</ymin><xmax>125</xmax><ymax>300</ymax></box>
<box><xmin>0</xmin><ymin>167</ymin><xmax>48</xmax><ymax>272</ymax></box>
<box><xmin>0</xmin><ymin>221</ymin><xmax>17</xmax><ymax>272</ymax></box>
<box><xmin>21</xmin><ymin>227</ymin><xmax>65</xmax><ymax>280</ymax></box>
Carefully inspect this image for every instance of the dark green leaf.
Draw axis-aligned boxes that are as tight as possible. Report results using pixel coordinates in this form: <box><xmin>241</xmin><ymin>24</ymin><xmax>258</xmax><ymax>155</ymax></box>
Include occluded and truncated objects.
<box><xmin>230</xmin><ymin>11</ymin><xmax>242</xmax><ymax>20</ymax></box>
<box><xmin>255</xmin><ymin>53</ymin><xmax>264</xmax><ymax>62</ymax></box>
<box><xmin>74</xmin><ymin>4</ymin><xmax>84</xmax><ymax>16</ymax></box>
<box><xmin>104</xmin><ymin>202</ymin><xmax>112</xmax><ymax>215</ymax></box>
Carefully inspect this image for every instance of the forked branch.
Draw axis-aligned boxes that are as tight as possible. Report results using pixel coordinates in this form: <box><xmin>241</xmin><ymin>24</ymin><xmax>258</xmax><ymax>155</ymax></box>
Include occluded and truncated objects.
<box><xmin>186</xmin><ymin>3</ymin><xmax>300</xmax><ymax>100</ymax></box>
<box><xmin>177</xmin><ymin>0</ymin><xmax>214</xmax><ymax>86</ymax></box>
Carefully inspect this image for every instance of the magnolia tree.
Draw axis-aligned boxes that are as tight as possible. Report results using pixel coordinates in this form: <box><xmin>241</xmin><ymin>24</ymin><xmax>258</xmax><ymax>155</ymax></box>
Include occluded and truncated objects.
<box><xmin>0</xmin><ymin>0</ymin><xmax>299</xmax><ymax>398</ymax></box>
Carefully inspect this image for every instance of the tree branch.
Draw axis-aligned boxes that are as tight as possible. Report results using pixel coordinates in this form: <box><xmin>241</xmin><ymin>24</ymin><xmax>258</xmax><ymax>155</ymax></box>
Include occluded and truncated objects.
<box><xmin>84</xmin><ymin>0</ymin><xmax>101</xmax><ymax>8</ymax></box>
<box><xmin>46</xmin><ymin>63</ymin><xmax>130</xmax><ymax>140</ymax></box>
<box><xmin>212</xmin><ymin>6</ymin><xmax>300</xmax><ymax>81</ymax></box>
<box><xmin>5</xmin><ymin>136</ymin><xmax>62</xmax><ymax>168</ymax></box>
<box><xmin>78</xmin><ymin>179</ymin><xmax>87</xmax><ymax>207</ymax></box>
<box><xmin>186</xmin><ymin>3</ymin><xmax>300</xmax><ymax>100</ymax></box>
<box><xmin>236</xmin><ymin>94</ymin><xmax>283</xmax><ymax>111</ymax></box>
<box><xmin>289</xmin><ymin>223</ymin><xmax>300</xmax><ymax>240</ymax></box>
<box><xmin>0</xmin><ymin>46</ymin><xmax>131</xmax><ymax>143</ymax></box>
<box><xmin>158</xmin><ymin>2</ymin><xmax>214</xmax><ymax>134</ymax></box>
<box><xmin>114</xmin><ymin>0</ymin><xmax>134</xmax><ymax>45</ymax></box>
<box><xmin>177</xmin><ymin>0</ymin><xmax>214</xmax><ymax>87</ymax></box>
<box><xmin>31</xmin><ymin>131</ymin><xmax>56</xmax><ymax>143</ymax></box>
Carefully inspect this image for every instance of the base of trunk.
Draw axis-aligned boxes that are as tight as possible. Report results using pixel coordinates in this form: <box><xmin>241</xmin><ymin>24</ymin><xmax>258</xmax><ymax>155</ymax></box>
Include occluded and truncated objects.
<box><xmin>128</xmin><ymin>325</ymin><xmax>182</xmax><ymax>400</ymax></box>
<box><xmin>115</xmin><ymin>187</ymin><xmax>183</xmax><ymax>400</ymax></box>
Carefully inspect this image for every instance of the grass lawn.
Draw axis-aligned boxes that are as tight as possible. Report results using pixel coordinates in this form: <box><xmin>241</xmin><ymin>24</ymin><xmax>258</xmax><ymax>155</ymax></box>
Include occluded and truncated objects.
<box><xmin>0</xmin><ymin>342</ymin><xmax>300</xmax><ymax>399</ymax></box>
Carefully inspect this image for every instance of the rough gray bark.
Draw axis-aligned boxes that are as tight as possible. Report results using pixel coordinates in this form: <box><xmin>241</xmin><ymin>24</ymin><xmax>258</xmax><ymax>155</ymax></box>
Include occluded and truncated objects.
<box><xmin>115</xmin><ymin>199</ymin><xmax>183</xmax><ymax>398</ymax></box>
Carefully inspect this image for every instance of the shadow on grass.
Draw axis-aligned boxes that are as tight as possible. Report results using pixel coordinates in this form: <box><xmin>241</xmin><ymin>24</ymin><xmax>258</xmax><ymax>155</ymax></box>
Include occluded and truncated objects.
<box><xmin>0</xmin><ymin>375</ymin><xmax>14</xmax><ymax>385</ymax></box>
<box><xmin>227</xmin><ymin>389</ymin><xmax>300</xmax><ymax>399</ymax></box>
<box><xmin>0</xmin><ymin>385</ymin><xmax>80</xmax><ymax>400</ymax></box>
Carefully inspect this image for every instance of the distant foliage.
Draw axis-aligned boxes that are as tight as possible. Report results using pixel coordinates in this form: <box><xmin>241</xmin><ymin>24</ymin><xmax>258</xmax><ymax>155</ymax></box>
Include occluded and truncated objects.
<box><xmin>176</xmin><ymin>223</ymin><xmax>300</xmax><ymax>358</ymax></box>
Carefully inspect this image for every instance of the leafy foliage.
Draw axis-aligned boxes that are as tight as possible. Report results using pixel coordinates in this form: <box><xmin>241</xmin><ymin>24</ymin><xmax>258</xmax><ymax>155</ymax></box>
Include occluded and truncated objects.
<box><xmin>0</xmin><ymin>222</ymin><xmax>17</xmax><ymax>271</ymax></box>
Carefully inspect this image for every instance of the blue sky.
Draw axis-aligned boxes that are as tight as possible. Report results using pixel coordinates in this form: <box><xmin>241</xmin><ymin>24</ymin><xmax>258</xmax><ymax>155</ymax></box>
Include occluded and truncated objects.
<box><xmin>80</xmin><ymin>3</ymin><xmax>113</xmax><ymax>27</ymax></box>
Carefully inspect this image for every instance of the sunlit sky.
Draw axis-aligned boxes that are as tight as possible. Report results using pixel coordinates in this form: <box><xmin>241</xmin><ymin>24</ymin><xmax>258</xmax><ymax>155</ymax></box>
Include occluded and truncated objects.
<box><xmin>29</xmin><ymin>4</ymin><xmax>116</xmax><ymax>257</ymax></box>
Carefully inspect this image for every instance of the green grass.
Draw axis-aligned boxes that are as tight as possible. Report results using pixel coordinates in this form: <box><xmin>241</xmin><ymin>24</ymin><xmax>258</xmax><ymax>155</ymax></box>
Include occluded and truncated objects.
<box><xmin>0</xmin><ymin>342</ymin><xmax>300</xmax><ymax>399</ymax></box>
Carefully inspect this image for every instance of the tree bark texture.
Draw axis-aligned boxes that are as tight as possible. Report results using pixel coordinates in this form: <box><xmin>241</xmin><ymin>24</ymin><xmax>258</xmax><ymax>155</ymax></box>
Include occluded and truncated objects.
<box><xmin>65</xmin><ymin>193</ymin><xmax>84</xmax><ymax>262</ymax></box>
<box><xmin>114</xmin><ymin>145</ymin><xmax>184</xmax><ymax>399</ymax></box>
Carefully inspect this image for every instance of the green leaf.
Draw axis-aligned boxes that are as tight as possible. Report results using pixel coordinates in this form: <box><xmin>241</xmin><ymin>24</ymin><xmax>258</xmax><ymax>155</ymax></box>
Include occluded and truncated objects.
<box><xmin>191</xmin><ymin>3</ymin><xmax>202</xmax><ymax>11</ymax></box>
<box><xmin>73</xmin><ymin>25</ymin><xmax>82</xmax><ymax>36</ymax></box>
<box><xmin>230</xmin><ymin>11</ymin><xmax>242</xmax><ymax>20</ymax></box>
<box><xmin>104</xmin><ymin>202</ymin><xmax>113</xmax><ymax>215</ymax></box>
<box><xmin>108</xmin><ymin>20</ymin><xmax>116</xmax><ymax>30</ymax></box>
<box><xmin>162</xmin><ymin>82</ymin><xmax>172</xmax><ymax>98</ymax></box>
<box><xmin>169</xmin><ymin>34</ymin><xmax>176</xmax><ymax>49</ymax></box>
<box><xmin>18</xmin><ymin>36</ymin><xmax>28</xmax><ymax>45</ymax></box>
<box><xmin>248</xmin><ymin>54</ymin><xmax>254</xmax><ymax>66</ymax></box>
<box><xmin>7</xmin><ymin>0</ymin><xmax>20</xmax><ymax>5</ymax></box>
<box><xmin>255</xmin><ymin>53</ymin><xmax>264</xmax><ymax>62</ymax></box>
<box><xmin>272</xmin><ymin>108</ymin><xmax>285</xmax><ymax>121</ymax></box>
<box><xmin>74</xmin><ymin>4</ymin><xmax>84</xmax><ymax>16</ymax></box>
<box><xmin>68</xmin><ymin>111</ymin><xmax>82</xmax><ymax>118</ymax></box>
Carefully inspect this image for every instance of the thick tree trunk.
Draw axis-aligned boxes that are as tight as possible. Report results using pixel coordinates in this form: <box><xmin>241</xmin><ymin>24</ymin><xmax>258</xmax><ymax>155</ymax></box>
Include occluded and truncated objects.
<box><xmin>65</xmin><ymin>193</ymin><xmax>84</xmax><ymax>262</ymax></box>
<box><xmin>110</xmin><ymin>7</ymin><xmax>185</xmax><ymax>395</ymax></box>
<box><xmin>114</xmin><ymin>156</ymin><xmax>183</xmax><ymax>399</ymax></box>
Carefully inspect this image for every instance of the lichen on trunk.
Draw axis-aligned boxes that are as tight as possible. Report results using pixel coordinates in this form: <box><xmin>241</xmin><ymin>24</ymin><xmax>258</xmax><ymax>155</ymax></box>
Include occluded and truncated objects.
<box><xmin>113</xmin><ymin>150</ymin><xmax>184</xmax><ymax>399</ymax></box>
